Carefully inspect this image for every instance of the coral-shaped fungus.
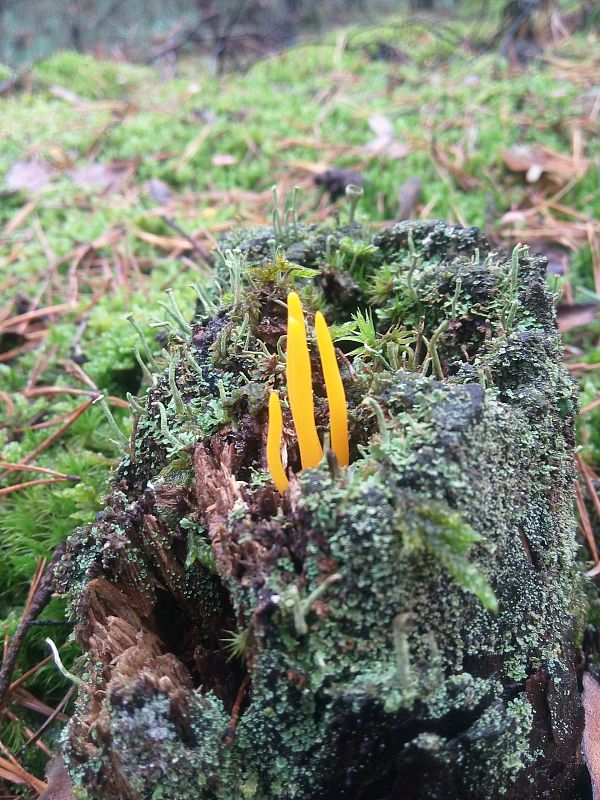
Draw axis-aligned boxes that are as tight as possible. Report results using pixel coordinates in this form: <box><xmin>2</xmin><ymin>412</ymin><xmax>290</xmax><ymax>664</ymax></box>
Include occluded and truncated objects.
<box><xmin>267</xmin><ymin>291</ymin><xmax>349</xmax><ymax>494</ymax></box>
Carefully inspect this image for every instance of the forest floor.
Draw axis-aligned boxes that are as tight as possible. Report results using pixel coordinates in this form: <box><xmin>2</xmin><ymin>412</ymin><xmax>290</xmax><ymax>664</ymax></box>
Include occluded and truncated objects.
<box><xmin>0</xmin><ymin>2</ymin><xmax>599</xmax><ymax>794</ymax></box>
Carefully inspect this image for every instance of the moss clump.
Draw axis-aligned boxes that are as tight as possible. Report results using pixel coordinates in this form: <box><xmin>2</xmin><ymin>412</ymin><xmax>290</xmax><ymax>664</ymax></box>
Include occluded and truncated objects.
<box><xmin>57</xmin><ymin>220</ymin><xmax>584</xmax><ymax>800</ymax></box>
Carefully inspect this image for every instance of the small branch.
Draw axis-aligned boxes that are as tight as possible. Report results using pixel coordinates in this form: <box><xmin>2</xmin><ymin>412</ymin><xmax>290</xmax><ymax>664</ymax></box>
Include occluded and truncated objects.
<box><xmin>0</xmin><ymin>462</ymin><xmax>79</xmax><ymax>481</ymax></box>
<box><xmin>0</xmin><ymin>545</ymin><xmax>65</xmax><ymax>714</ymax></box>
<box><xmin>160</xmin><ymin>215</ymin><xmax>214</xmax><ymax>267</ymax></box>
<box><xmin>0</xmin><ymin>477</ymin><xmax>76</xmax><ymax>497</ymax></box>
<box><xmin>576</xmin><ymin>481</ymin><xmax>599</xmax><ymax>566</ymax></box>
<box><xmin>23</xmin><ymin>687</ymin><xmax>74</xmax><ymax>750</ymax></box>
<box><xmin>224</xmin><ymin>674</ymin><xmax>250</xmax><ymax>746</ymax></box>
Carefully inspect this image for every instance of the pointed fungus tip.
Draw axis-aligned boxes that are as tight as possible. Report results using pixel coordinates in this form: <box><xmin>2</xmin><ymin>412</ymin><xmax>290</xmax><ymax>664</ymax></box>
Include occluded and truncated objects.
<box><xmin>267</xmin><ymin>295</ymin><xmax>350</xmax><ymax>491</ymax></box>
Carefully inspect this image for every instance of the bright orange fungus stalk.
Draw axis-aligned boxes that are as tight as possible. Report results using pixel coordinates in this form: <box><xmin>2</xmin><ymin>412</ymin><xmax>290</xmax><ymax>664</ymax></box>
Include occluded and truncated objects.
<box><xmin>267</xmin><ymin>292</ymin><xmax>349</xmax><ymax>494</ymax></box>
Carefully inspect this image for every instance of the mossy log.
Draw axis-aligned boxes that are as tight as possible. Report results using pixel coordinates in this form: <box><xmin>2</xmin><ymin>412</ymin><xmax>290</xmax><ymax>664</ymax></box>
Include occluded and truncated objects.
<box><xmin>56</xmin><ymin>220</ymin><xmax>587</xmax><ymax>800</ymax></box>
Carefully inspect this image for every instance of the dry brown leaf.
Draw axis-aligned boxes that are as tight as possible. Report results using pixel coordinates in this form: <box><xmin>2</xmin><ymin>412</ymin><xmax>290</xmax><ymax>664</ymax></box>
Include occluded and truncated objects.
<box><xmin>583</xmin><ymin>672</ymin><xmax>600</xmax><ymax>798</ymax></box>
<box><xmin>68</xmin><ymin>163</ymin><xmax>130</xmax><ymax>192</ymax></box>
<box><xmin>146</xmin><ymin>178</ymin><xmax>174</xmax><ymax>204</ymax></box>
<box><xmin>5</xmin><ymin>160</ymin><xmax>55</xmax><ymax>192</ymax></box>
<box><xmin>557</xmin><ymin>303</ymin><xmax>598</xmax><ymax>332</ymax></box>
<box><xmin>431</xmin><ymin>142</ymin><xmax>482</xmax><ymax>191</ymax></box>
<box><xmin>133</xmin><ymin>228</ymin><xmax>194</xmax><ymax>251</ymax></box>
<box><xmin>502</xmin><ymin>144</ymin><xmax>589</xmax><ymax>184</ymax></box>
<box><xmin>365</xmin><ymin>114</ymin><xmax>409</xmax><ymax>159</ymax></box>
<box><xmin>396</xmin><ymin>177</ymin><xmax>422</xmax><ymax>221</ymax></box>
<box><xmin>212</xmin><ymin>154</ymin><xmax>238</xmax><ymax>167</ymax></box>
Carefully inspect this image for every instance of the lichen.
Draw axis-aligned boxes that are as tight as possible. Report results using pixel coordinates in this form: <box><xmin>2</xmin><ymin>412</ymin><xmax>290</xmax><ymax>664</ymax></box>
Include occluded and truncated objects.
<box><xmin>56</xmin><ymin>219</ymin><xmax>584</xmax><ymax>800</ymax></box>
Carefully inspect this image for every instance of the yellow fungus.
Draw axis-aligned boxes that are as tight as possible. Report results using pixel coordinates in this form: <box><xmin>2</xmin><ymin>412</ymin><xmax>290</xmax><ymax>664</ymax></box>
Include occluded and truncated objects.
<box><xmin>267</xmin><ymin>291</ymin><xmax>351</xmax><ymax>493</ymax></box>
<box><xmin>286</xmin><ymin>292</ymin><xmax>323</xmax><ymax>469</ymax></box>
<box><xmin>266</xmin><ymin>391</ymin><xmax>289</xmax><ymax>495</ymax></box>
<box><xmin>315</xmin><ymin>311</ymin><xmax>349</xmax><ymax>468</ymax></box>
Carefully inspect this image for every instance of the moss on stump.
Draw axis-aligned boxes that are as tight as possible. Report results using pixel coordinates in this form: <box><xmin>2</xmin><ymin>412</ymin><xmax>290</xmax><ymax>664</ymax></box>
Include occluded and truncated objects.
<box><xmin>56</xmin><ymin>220</ymin><xmax>585</xmax><ymax>800</ymax></box>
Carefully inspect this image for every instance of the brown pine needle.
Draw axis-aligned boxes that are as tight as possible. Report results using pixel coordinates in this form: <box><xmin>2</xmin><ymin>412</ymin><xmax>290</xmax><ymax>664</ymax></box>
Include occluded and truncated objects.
<box><xmin>581</xmin><ymin>397</ymin><xmax>600</xmax><ymax>415</ymax></box>
<box><xmin>23</xmin><ymin>687</ymin><xmax>74</xmax><ymax>750</ymax></box>
<box><xmin>0</xmin><ymin>462</ymin><xmax>79</xmax><ymax>481</ymax></box>
<box><xmin>0</xmin><ymin>391</ymin><xmax>15</xmax><ymax>416</ymax></box>
<box><xmin>3</xmin><ymin>711</ymin><xmax>52</xmax><ymax>757</ymax></box>
<box><xmin>22</xmin><ymin>386</ymin><xmax>129</xmax><ymax>408</ymax></box>
<box><xmin>0</xmin><ymin>399</ymin><xmax>93</xmax><ymax>482</ymax></box>
<box><xmin>0</xmin><ymin>342</ymin><xmax>38</xmax><ymax>363</ymax></box>
<box><xmin>8</xmin><ymin>656</ymin><xmax>53</xmax><ymax>696</ymax></box>
<box><xmin>14</xmin><ymin>688</ymin><xmax>69</xmax><ymax>724</ymax></box>
<box><xmin>568</xmin><ymin>362</ymin><xmax>600</xmax><ymax>373</ymax></box>
<box><xmin>576</xmin><ymin>481</ymin><xmax>600</xmax><ymax>566</ymax></box>
<box><xmin>15</xmin><ymin>410</ymin><xmax>81</xmax><ymax>432</ymax></box>
<box><xmin>0</xmin><ymin>477</ymin><xmax>72</xmax><ymax>497</ymax></box>
<box><xmin>23</xmin><ymin>559</ymin><xmax>47</xmax><ymax>619</ymax></box>
<box><xmin>225</xmin><ymin>674</ymin><xmax>251</xmax><ymax>746</ymax></box>
<box><xmin>577</xmin><ymin>454</ymin><xmax>600</xmax><ymax>528</ymax></box>
<box><xmin>0</xmin><ymin>303</ymin><xmax>76</xmax><ymax>333</ymax></box>
<box><xmin>0</xmin><ymin>746</ymin><xmax>47</xmax><ymax>794</ymax></box>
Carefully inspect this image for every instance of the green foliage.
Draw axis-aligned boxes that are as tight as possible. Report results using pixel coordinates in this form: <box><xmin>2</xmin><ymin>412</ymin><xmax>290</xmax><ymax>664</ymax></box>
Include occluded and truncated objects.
<box><xmin>399</xmin><ymin>497</ymin><xmax>498</xmax><ymax>613</ymax></box>
<box><xmin>337</xmin><ymin>309</ymin><xmax>417</xmax><ymax>370</ymax></box>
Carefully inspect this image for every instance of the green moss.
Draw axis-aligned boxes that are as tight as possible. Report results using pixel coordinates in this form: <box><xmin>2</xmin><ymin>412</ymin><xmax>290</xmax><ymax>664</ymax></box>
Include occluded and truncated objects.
<box><xmin>33</xmin><ymin>52</ymin><xmax>152</xmax><ymax>100</ymax></box>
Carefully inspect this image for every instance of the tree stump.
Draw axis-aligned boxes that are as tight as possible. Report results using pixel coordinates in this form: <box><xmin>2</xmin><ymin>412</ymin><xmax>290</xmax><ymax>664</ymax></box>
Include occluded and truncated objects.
<box><xmin>56</xmin><ymin>220</ymin><xmax>586</xmax><ymax>799</ymax></box>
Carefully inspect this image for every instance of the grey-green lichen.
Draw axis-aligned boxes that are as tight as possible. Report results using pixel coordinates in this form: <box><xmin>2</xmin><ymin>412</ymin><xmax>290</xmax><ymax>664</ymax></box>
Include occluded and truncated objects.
<box><xmin>55</xmin><ymin>219</ymin><xmax>584</xmax><ymax>800</ymax></box>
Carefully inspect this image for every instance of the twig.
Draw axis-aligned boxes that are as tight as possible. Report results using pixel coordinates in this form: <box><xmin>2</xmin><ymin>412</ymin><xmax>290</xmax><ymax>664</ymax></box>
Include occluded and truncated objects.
<box><xmin>581</xmin><ymin>397</ymin><xmax>600</xmax><ymax>414</ymax></box>
<box><xmin>22</xmin><ymin>386</ymin><xmax>129</xmax><ymax>408</ymax></box>
<box><xmin>0</xmin><ymin>477</ymin><xmax>75</xmax><ymax>497</ymax></box>
<box><xmin>0</xmin><ymin>546</ymin><xmax>65</xmax><ymax>715</ymax></box>
<box><xmin>0</xmin><ymin>391</ymin><xmax>15</xmax><ymax>417</ymax></box>
<box><xmin>0</xmin><ymin>303</ymin><xmax>76</xmax><ymax>334</ymax></box>
<box><xmin>576</xmin><ymin>481</ymin><xmax>599</xmax><ymax>565</ymax></box>
<box><xmin>159</xmin><ymin>215</ymin><xmax>214</xmax><ymax>267</ymax></box>
<box><xmin>577</xmin><ymin>454</ymin><xmax>600</xmax><ymax>529</ymax></box>
<box><xmin>0</xmin><ymin>462</ymin><xmax>80</xmax><ymax>481</ymax></box>
<box><xmin>224</xmin><ymin>674</ymin><xmax>250</xmax><ymax>746</ymax></box>
<box><xmin>23</xmin><ymin>687</ymin><xmax>74</xmax><ymax>750</ymax></box>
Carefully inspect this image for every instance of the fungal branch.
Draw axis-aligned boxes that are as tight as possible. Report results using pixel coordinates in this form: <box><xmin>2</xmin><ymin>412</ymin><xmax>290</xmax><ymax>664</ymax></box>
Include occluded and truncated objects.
<box><xmin>267</xmin><ymin>292</ymin><xmax>349</xmax><ymax>495</ymax></box>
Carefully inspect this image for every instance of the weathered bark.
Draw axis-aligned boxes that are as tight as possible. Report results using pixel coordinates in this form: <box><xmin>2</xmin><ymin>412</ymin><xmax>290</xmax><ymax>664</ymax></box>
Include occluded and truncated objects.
<box><xmin>55</xmin><ymin>220</ymin><xmax>586</xmax><ymax>799</ymax></box>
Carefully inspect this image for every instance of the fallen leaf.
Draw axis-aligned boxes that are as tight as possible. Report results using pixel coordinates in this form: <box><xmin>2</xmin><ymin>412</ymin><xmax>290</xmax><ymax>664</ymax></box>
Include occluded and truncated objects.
<box><xmin>396</xmin><ymin>177</ymin><xmax>422</xmax><ymax>221</ymax></box>
<box><xmin>146</xmin><ymin>178</ymin><xmax>174</xmax><ymax>205</ymax></box>
<box><xmin>68</xmin><ymin>162</ymin><xmax>130</xmax><ymax>192</ymax></box>
<box><xmin>133</xmin><ymin>228</ymin><xmax>194</xmax><ymax>251</ymax></box>
<box><xmin>583</xmin><ymin>672</ymin><xmax>600</xmax><ymax>799</ymax></box>
<box><xmin>502</xmin><ymin>144</ymin><xmax>589</xmax><ymax>184</ymax></box>
<box><xmin>431</xmin><ymin>142</ymin><xmax>482</xmax><ymax>191</ymax></box>
<box><xmin>50</xmin><ymin>85</ymin><xmax>83</xmax><ymax>104</ymax></box>
<box><xmin>211</xmin><ymin>154</ymin><xmax>238</xmax><ymax>167</ymax></box>
<box><xmin>365</xmin><ymin>114</ymin><xmax>409</xmax><ymax>159</ymax></box>
<box><xmin>557</xmin><ymin>302</ymin><xmax>599</xmax><ymax>333</ymax></box>
<box><xmin>5</xmin><ymin>160</ymin><xmax>55</xmax><ymax>192</ymax></box>
<box><xmin>532</xmin><ymin>242</ymin><xmax>570</xmax><ymax>275</ymax></box>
